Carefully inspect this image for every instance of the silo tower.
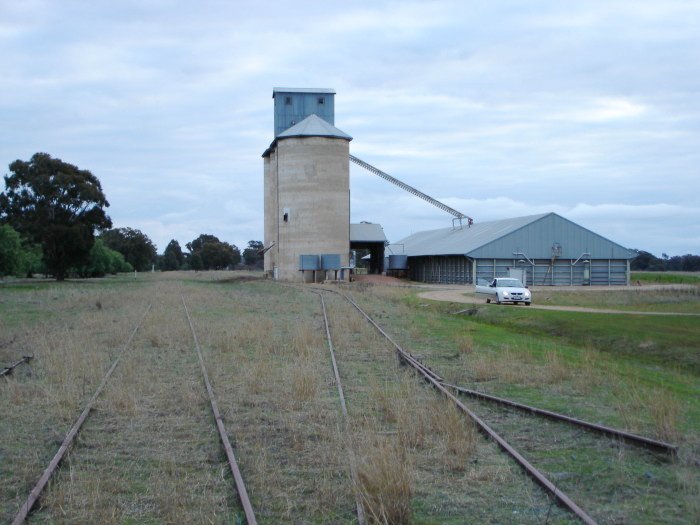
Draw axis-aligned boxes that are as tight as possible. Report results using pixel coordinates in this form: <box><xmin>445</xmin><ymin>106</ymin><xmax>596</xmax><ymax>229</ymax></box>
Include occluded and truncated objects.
<box><xmin>262</xmin><ymin>88</ymin><xmax>352</xmax><ymax>281</ymax></box>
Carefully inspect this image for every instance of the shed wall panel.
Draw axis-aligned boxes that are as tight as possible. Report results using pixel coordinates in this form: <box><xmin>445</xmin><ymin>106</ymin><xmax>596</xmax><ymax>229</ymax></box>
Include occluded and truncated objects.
<box><xmin>474</xmin><ymin>257</ymin><xmax>628</xmax><ymax>286</ymax></box>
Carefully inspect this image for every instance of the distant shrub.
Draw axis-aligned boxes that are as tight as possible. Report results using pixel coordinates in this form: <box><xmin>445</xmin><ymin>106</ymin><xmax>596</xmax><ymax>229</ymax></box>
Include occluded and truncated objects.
<box><xmin>0</xmin><ymin>224</ymin><xmax>43</xmax><ymax>277</ymax></box>
<box><xmin>80</xmin><ymin>239</ymin><xmax>134</xmax><ymax>277</ymax></box>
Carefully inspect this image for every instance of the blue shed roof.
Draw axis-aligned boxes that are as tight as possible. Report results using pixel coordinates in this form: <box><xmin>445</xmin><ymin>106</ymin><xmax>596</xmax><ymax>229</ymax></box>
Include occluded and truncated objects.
<box><xmin>350</xmin><ymin>223</ymin><xmax>387</xmax><ymax>243</ymax></box>
<box><xmin>397</xmin><ymin>213</ymin><xmax>634</xmax><ymax>260</ymax></box>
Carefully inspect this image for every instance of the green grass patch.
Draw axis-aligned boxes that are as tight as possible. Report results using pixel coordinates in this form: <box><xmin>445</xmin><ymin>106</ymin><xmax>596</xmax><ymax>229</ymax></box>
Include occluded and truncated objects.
<box><xmin>632</xmin><ymin>271</ymin><xmax>700</xmax><ymax>285</ymax></box>
<box><xmin>382</xmin><ymin>290</ymin><xmax>700</xmax><ymax>435</ymax></box>
<box><xmin>530</xmin><ymin>288</ymin><xmax>700</xmax><ymax>313</ymax></box>
<box><xmin>472</xmin><ymin>306</ymin><xmax>700</xmax><ymax>374</ymax></box>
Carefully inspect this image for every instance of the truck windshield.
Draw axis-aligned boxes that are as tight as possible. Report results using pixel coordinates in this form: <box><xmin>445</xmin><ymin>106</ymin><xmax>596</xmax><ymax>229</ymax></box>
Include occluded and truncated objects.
<box><xmin>498</xmin><ymin>279</ymin><xmax>524</xmax><ymax>287</ymax></box>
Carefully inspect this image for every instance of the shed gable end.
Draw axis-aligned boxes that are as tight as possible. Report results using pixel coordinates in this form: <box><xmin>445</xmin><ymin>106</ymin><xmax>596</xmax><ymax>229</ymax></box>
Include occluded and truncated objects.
<box><xmin>466</xmin><ymin>213</ymin><xmax>633</xmax><ymax>260</ymax></box>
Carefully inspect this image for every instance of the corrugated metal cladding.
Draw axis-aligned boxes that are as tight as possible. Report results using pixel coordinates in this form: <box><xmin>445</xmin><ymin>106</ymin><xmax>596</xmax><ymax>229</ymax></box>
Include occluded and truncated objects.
<box><xmin>399</xmin><ymin>213</ymin><xmax>634</xmax><ymax>286</ymax></box>
<box><xmin>474</xmin><ymin>259</ymin><xmax>628</xmax><ymax>286</ymax></box>
<box><xmin>273</xmin><ymin>88</ymin><xmax>335</xmax><ymax>137</ymax></box>
<box><xmin>466</xmin><ymin>213</ymin><xmax>632</xmax><ymax>260</ymax></box>
<box><xmin>409</xmin><ymin>256</ymin><xmax>472</xmax><ymax>284</ymax></box>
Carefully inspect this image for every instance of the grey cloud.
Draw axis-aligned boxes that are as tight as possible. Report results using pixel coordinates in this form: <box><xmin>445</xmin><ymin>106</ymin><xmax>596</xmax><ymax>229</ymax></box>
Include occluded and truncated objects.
<box><xmin>1</xmin><ymin>0</ymin><xmax>698</xmax><ymax>257</ymax></box>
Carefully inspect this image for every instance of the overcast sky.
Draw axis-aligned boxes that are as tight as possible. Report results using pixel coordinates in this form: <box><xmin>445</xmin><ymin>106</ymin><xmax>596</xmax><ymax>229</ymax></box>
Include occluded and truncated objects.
<box><xmin>1</xmin><ymin>1</ymin><xmax>698</xmax><ymax>257</ymax></box>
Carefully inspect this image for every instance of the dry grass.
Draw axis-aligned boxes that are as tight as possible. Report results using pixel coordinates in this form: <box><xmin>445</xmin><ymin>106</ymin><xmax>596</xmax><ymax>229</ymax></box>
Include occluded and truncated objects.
<box><xmin>456</xmin><ymin>330</ymin><xmax>474</xmax><ymax>355</ymax></box>
<box><xmin>355</xmin><ymin>438</ymin><xmax>413</xmax><ymax>525</ymax></box>
<box><xmin>1</xmin><ymin>280</ymin><xmax>238</xmax><ymax>523</ymax></box>
<box><xmin>292</xmin><ymin>323</ymin><xmax>321</xmax><ymax>358</ymax></box>
<box><xmin>543</xmin><ymin>350</ymin><xmax>571</xmax><ymax>383</ymax></box>
<box><xmin>468</xmin><ymin>347</ymin><xmax>532</xmax><ymax>384</ymax></box>
<box><xmin>290</xmin><ymin>359</ymin><xmax>320</xmax><ymax>405</ymax></box>
<box><xmin>429</xmin><ymin>399</ymin><xmax>477</xmax><ymax>469</ymax></box>
<box><xmin>615</xmin><ymin>384</ymin><xmax>681</xmax><ymax>441</ymax></box>
<box><xmin>648</xmin><ymin>391</ymin><xmax>681</xmax><ymax>442</ymax></box>
<box><xmin>462</xmin><ymin>344</ymin><xmax>601</xmax><ymax>389</ymax></box>
<box><xmin>186</xmin><ymin>281</ymin><xmax>356</xmax><ymax>522</ymax></box>
<box><xmin>571</xmin><ymin>347</ymin><xmax>607</xmax><ymax>393</ymax></box>
<box><xmin>8</xmin><ymin>275</ymin><xmax>693</xmax><ymax>523</ymax></box>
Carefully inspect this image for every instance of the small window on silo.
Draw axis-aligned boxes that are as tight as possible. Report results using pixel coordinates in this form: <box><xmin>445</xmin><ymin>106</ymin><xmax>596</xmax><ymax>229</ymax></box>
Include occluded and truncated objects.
<box><xmin>318</xmin><ymin>97</ymin><xmax>325</xmax><ymax>105</ymax></box>
<box><xmin>285</xmin><ymin>96</ymin><xmax>292</xmax><ymax>105</ymax></box>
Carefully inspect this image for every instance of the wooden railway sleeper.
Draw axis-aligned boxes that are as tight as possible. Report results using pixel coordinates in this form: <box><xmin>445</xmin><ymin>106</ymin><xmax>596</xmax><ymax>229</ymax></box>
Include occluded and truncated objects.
<box><xmin>1</xmin><ymin>355</ymin><xmax>33</xmax><ymax>378</ymax></box>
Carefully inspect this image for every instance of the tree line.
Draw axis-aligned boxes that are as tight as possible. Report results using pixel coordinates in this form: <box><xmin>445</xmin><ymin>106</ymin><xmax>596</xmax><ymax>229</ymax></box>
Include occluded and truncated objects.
<box><xmin>630</xmin><ymin>250</ymin><xmax>700</xmax><ymax>272</ymax></box>
<box><xmin>0</xmin><ymin>153</ymin><xmax>262</xmax><ymax>280</ymax></box>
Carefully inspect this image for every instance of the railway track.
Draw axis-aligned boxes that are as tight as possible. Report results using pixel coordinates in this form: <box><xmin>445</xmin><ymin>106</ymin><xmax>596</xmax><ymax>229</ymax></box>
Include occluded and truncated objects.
<box><xmin>311</xmin><ymin>285</ymin><xmax>682</xmax><ymax>524</ymax></box>
<box><xmin>11</xmin><ymin>295</ymin><xmax>257</xmax><ymax>524</ymax></box>
<box><xmin>4</xmin><ymin>277</ymin><xmax>690</xmax><ymax>523</ymax></box>
<box><xmin>12</xmin><ymin>304</ymin><xmax>152</xmax><ymax>525</ymax></box>
<box><xmin>181</xmin><ymin>295</ymin><xmax>257</xmax><ymax>525</ymax></box>
<box><xmin>443</xmin><ymin>382</ymin><xmax>678</xmax><ymax>455</ymax></box>
<box><xmin>306</xmin><ymin>288</ymin><xmax>366</xmax><ymax>525</ymax></box>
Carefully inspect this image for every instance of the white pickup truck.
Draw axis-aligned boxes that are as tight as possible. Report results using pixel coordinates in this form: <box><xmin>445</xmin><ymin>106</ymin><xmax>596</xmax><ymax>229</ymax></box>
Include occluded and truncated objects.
<box><xmin>475</xmin><ymin>278</ymin><xmax>532</xmax><ymax>305</ymax></box>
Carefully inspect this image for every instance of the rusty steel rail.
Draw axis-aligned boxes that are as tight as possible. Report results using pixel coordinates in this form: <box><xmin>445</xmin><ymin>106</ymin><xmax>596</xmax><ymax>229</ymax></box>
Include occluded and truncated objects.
<box><xmin>12</xmin><ymin>304</ymin><xmax>152</xmax><ymax>525</ymax></box>
<box><xmin>307</xmin><ymin>289</ymin><xmax>367</xmax><ymax>525</ymax></box>
<box><xmin>444</xmin><ymin>383</ymin><xmax>678</xmax><ymax>455</ymax></box>
<box><xmin>310</xmin><ymin>286</ymin><xmax>443</xmax><ymax>383</ymax></box>
<box><xmin>335</xmin><ymin>290</ymin><xmax>599</xmax><ymax>525</ymax></box>
<box><xmin>1</xmin><ymin>355</ymin><xmax>33</xmax><ymax>378</ymax></box>
<box><xmin>181</xmin><ymin>295</ymin><xmax>258</xmax><ymax>525</ymax></box>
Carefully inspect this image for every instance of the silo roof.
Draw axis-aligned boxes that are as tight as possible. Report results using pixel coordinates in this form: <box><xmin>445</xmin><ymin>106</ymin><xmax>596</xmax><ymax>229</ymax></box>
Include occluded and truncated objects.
<box><xmin>273</xmin><ymin>87</ymin><xmax>336</xmax><ymax>95</ymax></box>
<box><xmin>263</xmin><ymin>114</ymin><xmax>352</xmax><ymax>157</ymax></box>
<box><xmin>277</xmin><ymin>114</ymin><xmax>352</xmax><ymax>140</ymax></box>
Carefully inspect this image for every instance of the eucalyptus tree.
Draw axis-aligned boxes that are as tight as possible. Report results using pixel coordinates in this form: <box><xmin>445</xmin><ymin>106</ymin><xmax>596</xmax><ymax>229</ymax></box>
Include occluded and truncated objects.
<box><xmin>0</xmin><ymin>153</ymin><xmax>111</xmax><ymax>280</ymax></box>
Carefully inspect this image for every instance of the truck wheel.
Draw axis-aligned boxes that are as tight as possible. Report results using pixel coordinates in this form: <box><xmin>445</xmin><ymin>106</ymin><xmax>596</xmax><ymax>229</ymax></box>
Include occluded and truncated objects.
<box><xmin>486</xmin><ymin>298</ymin><xmax>491</xmax><ymax>304</ymax></box>
<box><xmin>525</xmin><ymin>302</ymin><xmax>531</xmax><ymax>306</ymax></box>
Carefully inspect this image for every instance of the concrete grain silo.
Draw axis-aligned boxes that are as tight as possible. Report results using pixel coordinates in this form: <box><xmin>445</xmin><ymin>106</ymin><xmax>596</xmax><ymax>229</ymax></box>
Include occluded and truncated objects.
<box><xmin>262</xmin><ymin>88</ymin><xmax>352</xmax><ymax>281</ymax></box>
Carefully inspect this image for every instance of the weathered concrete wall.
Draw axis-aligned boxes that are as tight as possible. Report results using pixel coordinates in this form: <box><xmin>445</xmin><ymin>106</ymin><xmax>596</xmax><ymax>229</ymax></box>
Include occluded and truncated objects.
<box><xmin>263</xmin><ymin>151</ymin><xmax>277</xmax><ymax>274</ymax></box>
<box><xmin>264</xmin><ymin>136</ymin><xmax>350</xmax><ymax>281</ymax></box>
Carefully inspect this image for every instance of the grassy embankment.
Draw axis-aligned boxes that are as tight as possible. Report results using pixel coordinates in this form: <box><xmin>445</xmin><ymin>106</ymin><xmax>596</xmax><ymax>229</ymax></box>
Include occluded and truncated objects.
<box><xmin>348</xmin><ymin>283</ymin><xmax>699</xmax><ymax>523</ymax></box>
<box><xmin>369</xmin><ymin>284</ymin><xmax>700</xmax><ymax>438</ymax></box>
<box><xmin>534</xmin><ymin>283</ymin><xmax>700</xmax><ymax>313</ymax></box>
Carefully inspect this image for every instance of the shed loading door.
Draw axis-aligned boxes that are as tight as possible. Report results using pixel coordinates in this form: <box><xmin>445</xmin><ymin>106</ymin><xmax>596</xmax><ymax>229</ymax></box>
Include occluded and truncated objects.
<box><xmin>590</xmin><ymin>259</ymin><xmax>628</xmax><ymax>286</ymax></box>
<box><xmin>475</xmin><ymin>259</ymin><xmax>514</xmax><ymax>284</ymax></box>
<box><xmin>409</xmin><ymin>256</ymin><xmax>472</xmax><ymax>284</ymax></box>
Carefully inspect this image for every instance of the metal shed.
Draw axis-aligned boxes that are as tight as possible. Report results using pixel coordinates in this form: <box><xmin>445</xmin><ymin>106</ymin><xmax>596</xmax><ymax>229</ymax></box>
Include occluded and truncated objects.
<box><xmin>350</xmin><ymin>222</ymin><xmax>387</xmax><ymax>274</ymax></box>
<box><xmin>397</xmin><ymin>213</ymin><xmax>635</xmax><ymax>286</ymax></box>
